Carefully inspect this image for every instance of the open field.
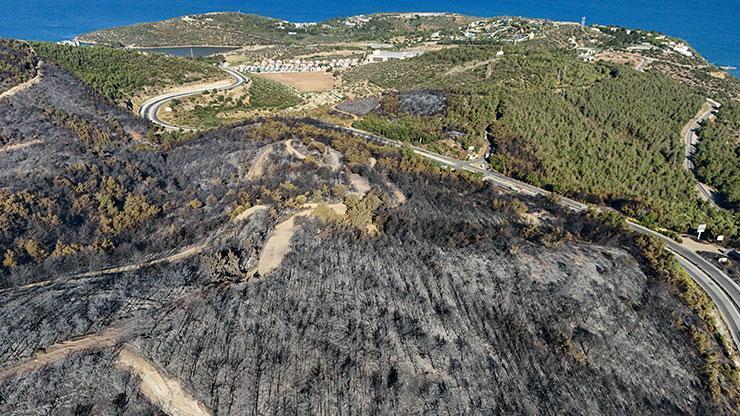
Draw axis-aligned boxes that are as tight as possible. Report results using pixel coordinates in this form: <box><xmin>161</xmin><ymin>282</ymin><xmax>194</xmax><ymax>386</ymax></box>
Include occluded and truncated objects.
<box><xmin>257</xmin><ymin>71</ymin><xmax>336</xmax><ymax>92</ymax></box>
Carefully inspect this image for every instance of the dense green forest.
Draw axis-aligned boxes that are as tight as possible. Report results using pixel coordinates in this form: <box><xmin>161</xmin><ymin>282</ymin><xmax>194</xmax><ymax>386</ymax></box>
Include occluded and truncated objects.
<box><xmin>348</xmin><ymin>45</ymin><xmax>739</xmax><ymax>238</ymax></box>
<box><xmin>33</xmin><ymin>43</ymin><xmax>220</xmax><ymax>104</ymax></box>
<box><xmin>693</xmin><ymin>102</ymin><xmax>740</xmax><ymax>210</ymax></box>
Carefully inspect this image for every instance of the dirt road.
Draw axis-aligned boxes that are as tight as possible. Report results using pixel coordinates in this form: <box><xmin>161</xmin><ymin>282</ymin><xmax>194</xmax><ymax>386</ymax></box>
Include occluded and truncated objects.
<box><xmin>0</xmin><ymin>139</ymin><xmax>44</xmax><ymax>154</ymax></box>
<box><xmin>116</xmin><ymin>347</ymin><xmax>212</xmax><ymax>416</ymax></box>
<box><xmin>0</xmin><ymin>325</ymin><xmax>131</xmax><ymax>380</ymax></box>
<box><xmin>255</xmin><ymin>204</ymin><xmax>346</xmax><ymax>276</ymax></box>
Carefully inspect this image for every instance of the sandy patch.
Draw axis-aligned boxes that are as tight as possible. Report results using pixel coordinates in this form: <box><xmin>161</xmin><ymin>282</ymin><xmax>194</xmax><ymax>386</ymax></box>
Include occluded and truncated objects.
<box><xmin>247</xmin><ymin>144</ymin><xmax>276</xmax><ymax>179</ymax></box>
<box><xmin>256</xmin><ymin>212</ymin><xmax>309</xmax><ymax>276</ymax></box>
<box><xmin>520</xmin><ymin>212</ymin><xmax>542</xmax><ymax>227</ymax></box>
<box><xmin>233</xmin><ymin>204</ymin><xmax>269</xmax><ymax>222</ymax></box>
<box><xmin>116</xmin><ymin>347</ymin><xmax>212</xmax><ymax>416</ymax></box>
<box><xmin>709</xmin><ymin>71</ymin><xmax>727</xmax><ymax>79</ymax></box>
<box><xmin>349</xmin><ymin>173</ymin><xmax>371</xmax><ymax>195</ymax></box>
<box><xmin>595</xmin><ymin>51</ymin><xmax>642</xmax><ymax>67</ymax></box>
<box><xmin>255</xmin><ymin>204</ymin><xmax>345</xmax><ymax>276</ymax></box>
<box><xmin>678</xmin><ymin>235</ymin><xmax>722</xmax><ymax>255</ymax></box>
<box><xmin>257</xmin><ymin>72</ymin><xmax>335</xmax><ymax>92</ymax></box>
<box><xmin>444</xmin><ymin>57</ymin><xmax>496</xmax><ymax>76</ymax></box>
<box><xmin>386</xmin><ymin>181</ymin><xmax>407</xmax><ymax>205</ymax></box>
<box><xmin>285</xmin><ymin>140</ymin><xmax>307</xmax><ymax>160</ymax></box>
<box><xmin>326</xmin><ymin>146</ymin><xmax>343</xmax><ymax>171</ymax></box>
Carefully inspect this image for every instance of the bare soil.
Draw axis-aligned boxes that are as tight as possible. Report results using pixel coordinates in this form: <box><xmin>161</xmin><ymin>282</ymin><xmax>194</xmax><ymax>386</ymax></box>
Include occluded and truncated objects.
<box><xmin>284</xmin><ymin>139</ymin><xmax>307</xmax><ymax>160</ymax></box>
<box><xmin>116</xmin><ymin>347</ymin><xmax>212</xmax><ymax>416</ymax></box>
<box><xmin>256</xmin><ymin>204</ymin><xmax>345</xmax><ymax>276</ymax></box>
<box><xmin>0</xmin><ymin>139</ymin><xmax>43</xmax><ymax>153</ymax></box>
<box><xmin>258</xmin><ymin>72</ymin><xmax>335</xmax><ymax>92</ymax></box>
<box><xmin>349</xmin><ymin>173</ymin><xmax>371</xmax><ymax>195</ymax></box>
<box><xmin>0</xmin><ymin>324</ymin><xmax>131</xmax><ymax>381</ymax></box>
<box><xmin>246</xmin><ymin>143</ymin><xmax>277</xmax><ymax>179</ymax></box>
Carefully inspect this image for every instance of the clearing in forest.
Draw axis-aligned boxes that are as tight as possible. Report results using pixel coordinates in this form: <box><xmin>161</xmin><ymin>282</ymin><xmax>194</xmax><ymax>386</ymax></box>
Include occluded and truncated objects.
<box><xmin>257</xmin><ymin>71</ymin><xmax>335</xmax><ymax>92</ymax></box>
<box><xmin>255</xmin><ymin>204</ymin><xmax>346</xmax><ymax>276</ymax></box>
<box><xmin>349</xmin><ymin>173</ymin><xmax>371</xmax><ymax>195</ymax></box>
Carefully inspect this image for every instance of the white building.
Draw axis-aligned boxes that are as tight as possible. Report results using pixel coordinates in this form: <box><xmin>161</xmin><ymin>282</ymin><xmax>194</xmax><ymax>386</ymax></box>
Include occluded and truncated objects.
<box><xmin>365</xmin><ymin>50</ymin><xmax>425</xmax><ymax>63</ymax></box>
<box><xmin>668</xmin><ymin>42</ymin><xmax>693</xmax><ymax>57</ymax></box>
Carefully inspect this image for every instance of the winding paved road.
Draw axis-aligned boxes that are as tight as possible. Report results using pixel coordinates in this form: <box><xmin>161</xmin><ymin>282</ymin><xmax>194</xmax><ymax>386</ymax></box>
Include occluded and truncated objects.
<box><xmin>138</xmin><ymin>73</ymin><xmax>739</xmax><ymax>352</ymax></box>
<box><xmin>683</xmin><ymin>99</ymin><xmax>722</xmax><ymax>207</ymax></box>
<box><xmin>325</xmin><ymin>123</ymin><xmax>740</xmax><ymax>351</ymax></box>
<box><xmin>139</xmin><ymin>67</ymin><xmax>247</xmax><ymax>131</ymax></box>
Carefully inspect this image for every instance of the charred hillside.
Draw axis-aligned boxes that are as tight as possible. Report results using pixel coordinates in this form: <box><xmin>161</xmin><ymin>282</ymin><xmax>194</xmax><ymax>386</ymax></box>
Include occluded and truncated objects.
<box><xmin>0</xmin><ymin>39</ymin><xmax>38</xmax><ymax>96</ymax></box>
<box><xmin>0</xmin><ymin>43</ymin><xmax>738</xmax><ymax>415</ymax></box>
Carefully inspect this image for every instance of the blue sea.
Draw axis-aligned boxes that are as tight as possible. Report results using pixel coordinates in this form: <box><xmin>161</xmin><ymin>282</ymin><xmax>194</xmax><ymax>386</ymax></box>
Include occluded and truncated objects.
<box><xmin>0</xmin><ymin>0</ymin><xmax>737</xmax><ymax>75</ymax></box>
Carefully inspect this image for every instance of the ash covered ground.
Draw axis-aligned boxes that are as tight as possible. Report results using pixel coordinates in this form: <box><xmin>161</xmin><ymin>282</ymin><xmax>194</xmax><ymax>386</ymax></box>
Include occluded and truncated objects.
<box><xmin>0</xmin><ymin>43</ymin><xmax>738</xmax><ymax>415</ymax></box>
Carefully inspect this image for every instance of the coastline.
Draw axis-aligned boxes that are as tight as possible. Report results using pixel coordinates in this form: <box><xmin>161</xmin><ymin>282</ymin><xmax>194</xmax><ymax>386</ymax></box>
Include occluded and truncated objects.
<box><xmin>74</xmin><ymin>36</ymin><xmax>242</xmax><ymax>49</ymax></box>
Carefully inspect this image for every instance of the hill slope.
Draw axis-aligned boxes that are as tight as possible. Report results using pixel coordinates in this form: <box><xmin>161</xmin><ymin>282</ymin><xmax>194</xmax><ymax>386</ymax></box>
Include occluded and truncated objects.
<box><xmin>77</xmin><ymin>12</ymin><xmax>477</xmax><ymax>47</ymax></box>
<box><xmin>33</xmin><ymin>42</ymin><xmax>223</xmax><ymax>108</ymax></box>
<box><xmin>0</xmin><ymin>43</ymin><xmax>738</xmax><ymax>414</ymax></box>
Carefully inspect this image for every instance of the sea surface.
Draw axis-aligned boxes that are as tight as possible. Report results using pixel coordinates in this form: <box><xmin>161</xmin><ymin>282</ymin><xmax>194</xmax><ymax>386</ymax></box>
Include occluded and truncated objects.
<box><xmin>0</xmin><ymin>0</ymin><xmax>737</xmax><ymax>74</ymax></box>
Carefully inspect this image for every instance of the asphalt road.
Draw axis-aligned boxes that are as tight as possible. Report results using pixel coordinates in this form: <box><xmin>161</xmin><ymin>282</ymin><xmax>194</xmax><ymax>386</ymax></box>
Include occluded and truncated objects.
<box><xmin>139</xmin><ymin>67</ymin><xmax>247</xmax><ymax>131</ymax></box>
<box><xmin>628</xmin><ymin>222</ymin><xmax>740</xmax><ymax>349</ymax></box>
<box><xmin>138</xmin><ymin>75</ymin><xmax>738</xmax><ymax>352</ymax></box>
<box><xmin>683</xmin><ymin>99</ymin><xmax>722</xmax><ymax>208</ymax></box>
<box><xmin>325</xmin><ymin>123</ymin><xmax>740</xmax><ymax>350</ymax></box>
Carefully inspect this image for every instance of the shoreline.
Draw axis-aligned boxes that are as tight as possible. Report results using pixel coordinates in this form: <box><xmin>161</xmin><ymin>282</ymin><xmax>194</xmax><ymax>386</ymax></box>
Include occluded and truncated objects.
<box><xmin>74</xmin><ymin>37</ymin><xmax>244</xmax><ymax>49</ymax></box>
<box><xmin>128</xmin><ymin>45</ymin><xmax>243</xmax><ymax>50</ymax></box>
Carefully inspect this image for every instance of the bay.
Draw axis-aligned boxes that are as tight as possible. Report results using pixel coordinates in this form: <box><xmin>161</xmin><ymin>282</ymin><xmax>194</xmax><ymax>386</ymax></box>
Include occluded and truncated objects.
<box><xmin>0</xmin><ymin>0</ymin><xmax>737</xmax><ymax>74</ymax></box>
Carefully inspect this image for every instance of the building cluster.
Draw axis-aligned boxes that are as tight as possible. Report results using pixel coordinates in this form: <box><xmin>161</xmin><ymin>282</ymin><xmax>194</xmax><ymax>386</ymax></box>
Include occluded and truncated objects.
<box><xmin>237</xmin><ymin>57</ymin><xmax>360</xmax><ymax>73</ymax></box>
<box><xmin>365</xmin><ymin>50</ymin><xmax>425</xmax><ymax>63</ymax></box>
<box><xmin>342</xmin><ymin>15</ymin><xmax>371</xmax><ymax>28</ymax></box>
<box><xmin>457</xmin><ymin>19</ymin><xmax>540</xmax><ymax>43</ymax></box>
<box><xmin>667</xmin><ymin>41</ymin><xmax>693</xmax><ymax>57</ymax></box>
<box><xmin>236</xmin><ymin>48</ymin><xmax>429</xmax><ymax>73</ymax></box>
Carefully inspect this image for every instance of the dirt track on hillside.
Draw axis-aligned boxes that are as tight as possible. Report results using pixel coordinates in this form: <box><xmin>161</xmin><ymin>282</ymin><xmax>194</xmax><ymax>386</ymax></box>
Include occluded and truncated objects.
<box><xmin>0</xmin><ymin>139</ymin><xmax>43</xmax><ymax>154</ymax></box>
<box><xmin>0</xmin><ymin>325</ymin><xmax>131</xmax><ymax>381</ymax></box>
<box><xmin>116</xmin><ymin>347</ymin><xmax>212</xmax><ymax>416</ymax></box>
<box><xmin>255</xmin><ymin>204</ymin><xmax>346</xmax><ymax>276</ymax></box>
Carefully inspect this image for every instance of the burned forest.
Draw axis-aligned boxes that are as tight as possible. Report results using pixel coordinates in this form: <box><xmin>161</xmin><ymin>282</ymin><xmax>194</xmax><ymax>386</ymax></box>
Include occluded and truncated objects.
<box><xmin>0</xmin><ymin>40</ymin><xmax>738</xmax><ymax>415</ymax></box>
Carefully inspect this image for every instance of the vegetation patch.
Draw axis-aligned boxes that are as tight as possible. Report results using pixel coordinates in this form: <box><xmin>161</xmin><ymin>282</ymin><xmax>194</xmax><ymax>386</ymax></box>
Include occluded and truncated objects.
<box><xmin>0</xmin><ymin>39</ymin><xmax>38</xmax><ymax>94</ymax></box>
<box><xmin>33</xmin><ymin>43</ymin><xmax>220</xmax><ymax>105</ymax></box>
<box><xmin>348</xmin><ymin>44</ymin><xmax>738</xmax><ymax>239</ymax></box>
<box><xmin>693</xmin><ymin>102</ymin><xmax>740</xmax><ymax>211</ymax></box>
<box><xmin>248</xmin><ymin>75</ymin><xmax>304</xmax><ymax>109</ymax></box>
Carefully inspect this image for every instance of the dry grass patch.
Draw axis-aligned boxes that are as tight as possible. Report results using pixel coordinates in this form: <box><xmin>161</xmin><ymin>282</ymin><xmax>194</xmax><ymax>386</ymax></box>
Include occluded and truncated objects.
<box><xmin>258</xmin><ymin>71</ymin><xmax>335</xmax><ymax>92</ymax></box>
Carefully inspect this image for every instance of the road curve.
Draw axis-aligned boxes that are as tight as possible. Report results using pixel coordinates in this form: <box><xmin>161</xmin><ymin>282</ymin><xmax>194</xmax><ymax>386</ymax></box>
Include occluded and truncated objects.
<box><xmin>317</xmin><ymin>120</ymin><xmax>740</xmax><ymax>351</ymax></box>
<box><xmin>683</xmin><ymin>99</ymin><xmax>722</xmax><ymax>208</ymax></box>
<box><xmin>628</xmin><ymin>222</ymin><xmax>740</xmax><ymax>349</ymax></box>
<box><xmin>137</xmin><ymin>84</ymin><xmax>740</xmax><ymax>353</ymax></box>
<box><xmin>139</xmin><ymin>67</ymin><xmax>247</xmax><ymax>131</ymax></box>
